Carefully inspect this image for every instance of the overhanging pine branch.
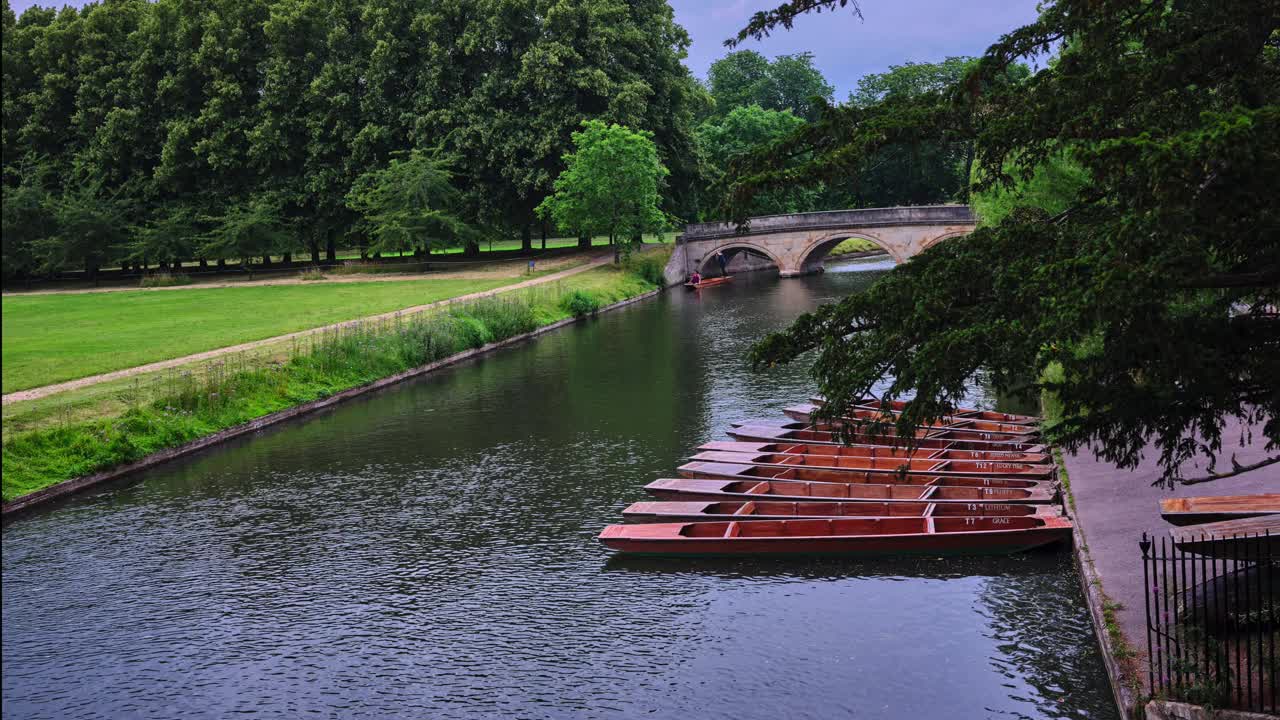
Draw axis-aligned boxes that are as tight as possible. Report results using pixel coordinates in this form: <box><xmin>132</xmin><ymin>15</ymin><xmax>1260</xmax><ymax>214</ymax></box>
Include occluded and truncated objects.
<box><xmin>1171</xmin><ymin>454</ymin><xmax>1280</xmax><ymax>486</ymax></box>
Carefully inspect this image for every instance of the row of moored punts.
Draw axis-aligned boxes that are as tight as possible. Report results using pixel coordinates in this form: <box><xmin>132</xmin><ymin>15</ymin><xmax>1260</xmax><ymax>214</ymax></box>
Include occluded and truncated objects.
<box><xmin>597</xmin><ymin>397</ymin><xmax>1072</xmax><ymax>556</ymax></box>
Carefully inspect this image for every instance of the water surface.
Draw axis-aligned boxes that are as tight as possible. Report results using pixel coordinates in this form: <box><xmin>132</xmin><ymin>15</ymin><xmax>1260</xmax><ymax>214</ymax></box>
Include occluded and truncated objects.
<box><xmin>2</xmin><ymin>258</ymin><xmax>1116</xmax><ymax>719</ymax></box>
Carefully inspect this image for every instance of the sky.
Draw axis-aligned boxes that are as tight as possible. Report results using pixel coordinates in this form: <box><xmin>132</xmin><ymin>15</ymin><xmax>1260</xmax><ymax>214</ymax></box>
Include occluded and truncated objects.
<box><xmin>9</xmin><ymin>0</ymin><xmax>1043</xmax><ymax>98</ymax></box>
<box><xmin>671</xmin><ymin>0</ymin><xmax>1043</xmax><ymax>97</ymax></box>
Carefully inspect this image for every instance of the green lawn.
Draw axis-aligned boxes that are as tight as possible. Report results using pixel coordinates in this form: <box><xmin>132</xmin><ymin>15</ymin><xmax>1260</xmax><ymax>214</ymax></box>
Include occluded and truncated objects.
<box><xmin>1</xmin><ymin>277</ymin><xmax>522</xmax><ymax>393</ymax></box>
<box><xmin>828</xmin><ymin>237</ymin><xmax>883</xmax><ymax>255</ymax></box>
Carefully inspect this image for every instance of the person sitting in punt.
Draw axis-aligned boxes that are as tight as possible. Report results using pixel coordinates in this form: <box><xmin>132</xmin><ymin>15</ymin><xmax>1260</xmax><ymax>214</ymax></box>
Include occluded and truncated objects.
<box><xmin>689</xmin><ymin>271</ymin><xmax>702</xmax><ymax>284</ymax></box>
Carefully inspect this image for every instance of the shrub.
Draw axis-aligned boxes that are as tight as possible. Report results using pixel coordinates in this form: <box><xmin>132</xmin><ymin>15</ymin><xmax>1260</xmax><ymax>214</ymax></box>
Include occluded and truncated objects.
<box><xmin>331</xmin><ymin>261</ymin><xmax>424</xmax><ymax>275</ymax></box>
<box><xmin>139</xmin><ymin>272</ymin><xmax>191</xmax><ymax>288</ymax></box>
<box><xmin>465</xmin><ymin>297</ymin><xmax>538</xmax><ymax>338</ymax></box>
<box><xmin>561</xmin><ymin>290</ymin><xmax>600</xmax><ymax>318</ymax></box>
<box><xmin>299</xmin><ymin>267</ymin><xmax>327</xmax><ymax>281</ymax></box>
<box><xmin>621</xmin><ymin>252</ymin><xmax>665</xmax><ymax>286</ymax></box>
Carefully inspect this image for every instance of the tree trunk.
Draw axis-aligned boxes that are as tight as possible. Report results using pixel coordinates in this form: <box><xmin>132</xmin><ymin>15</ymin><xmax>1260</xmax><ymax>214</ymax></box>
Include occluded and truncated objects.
<box><xmin>262</xmin><ymin>254</ymin><xmax>272</xmax><ymax>267</ymax></box>
<box><xmin>464</xmin><ymin>239</ymin><xmax>480</xmax><ymax>258</ymax></box>
<box><xmin>578</xmin><ymin>235</ymin><xmax>590</xmax><ymax>250</ymax></box>
<box><xmin>326</xmin><ymin>232</ymin><xmax>337</xmax><ymax>263</ymax></box>
<box><xmin>217</xmin><ymin>257</ymin><xmax>226</xmax><ymax>268</ymax></box>
<box><xmin>310</xmin><ymin>241</ymin><xmax>320</xmax><ymax>264</ymax></box>
<box><xmin>521</xmin><ymin>222</ymin><xmax>532</xmax><ymax>252</ymax></box>
<box><xmin>282</xmin><ymin>253</ymin><xmax>292</xmax><ymax>265</ymax></box>
<box><xmin>199</xmin><ymin>258</ymin><xmax>208</xmax><ymax>269</ymax></box>
<box><xmin>541</xmin><ymin>221</ymin><xmax>547</xmax><ymax>250</ymax></box>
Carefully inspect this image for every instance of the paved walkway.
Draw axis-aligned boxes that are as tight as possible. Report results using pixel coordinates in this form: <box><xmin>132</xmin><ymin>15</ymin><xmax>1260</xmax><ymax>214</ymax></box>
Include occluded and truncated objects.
<box><xmin>2</xmin><ymin>252</ymin><xmax>614</xmax><ymax>405</ymax></box>
<box><xmin>1064</xmin><ymin>416</ymin><xmax>1279</xmax><ymax>689</ymax></box>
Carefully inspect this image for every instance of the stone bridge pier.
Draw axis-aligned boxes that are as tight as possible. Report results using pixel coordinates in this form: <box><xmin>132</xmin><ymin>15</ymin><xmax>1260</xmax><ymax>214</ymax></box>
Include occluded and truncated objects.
<box><xmin>664</xmin><ymin>205</ymin><xmax>977</xmax><ymax>284</ymax></box>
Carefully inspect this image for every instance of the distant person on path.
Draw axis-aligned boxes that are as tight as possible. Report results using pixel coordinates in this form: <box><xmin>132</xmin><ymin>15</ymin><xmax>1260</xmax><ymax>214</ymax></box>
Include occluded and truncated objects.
<box><xmin>715</xmin><ymin>251</ymin><xmax>728</xmax><ymax>276</ymax></box>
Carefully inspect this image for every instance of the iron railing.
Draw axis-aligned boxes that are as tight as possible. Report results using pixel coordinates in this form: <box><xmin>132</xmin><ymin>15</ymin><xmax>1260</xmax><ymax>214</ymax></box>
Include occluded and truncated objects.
<box><xmin>1141</xmin><ymin>529</ymin><xmax>1277</xmax><ymax>713</ymax></box>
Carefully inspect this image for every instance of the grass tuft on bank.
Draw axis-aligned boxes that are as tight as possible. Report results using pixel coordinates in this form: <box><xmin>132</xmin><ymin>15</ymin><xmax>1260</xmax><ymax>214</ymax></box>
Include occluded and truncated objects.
<box><xmin>2</xmin><ymin>259</ymin><xmax>664</xmax><ymax>502</ymax></box>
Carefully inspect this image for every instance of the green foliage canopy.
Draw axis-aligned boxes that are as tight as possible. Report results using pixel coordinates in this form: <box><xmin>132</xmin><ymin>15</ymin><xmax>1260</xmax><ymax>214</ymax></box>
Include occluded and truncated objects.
<box><xmin>537</xmin><ymin>121</ymin><xmax>669</xmax><ymax>262</ymax></box>
<box><xmin>733</xmin><ymin>0</ymin><xmax>1280</xmax><ymax>485</ymax></box>
<box><xmin>695</xmin><ymin>104</ymin><xmax>819</xmax><ymax>217</ymax></box>
<box><xmin>0</xmin><ymin>0</ymin><xmax>701</xmax><ymax>280</ymax></box>
<box><xmin>706</xmin><ymin>49</ymin><xmax>833</xmax><ymax>121</ymax></box>
<box><xmin>346</xmin><ymin>150</ymin><xmax>473</xmax><ymax>256</ymax></box>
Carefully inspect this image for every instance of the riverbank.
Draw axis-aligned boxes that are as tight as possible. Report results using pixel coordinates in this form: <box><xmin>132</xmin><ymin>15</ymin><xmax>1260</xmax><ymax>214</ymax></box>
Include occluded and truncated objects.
<box><xmin>2</xmin><ymin>250</ymin><xmax>670</xmax><ymax>510</ymax></box>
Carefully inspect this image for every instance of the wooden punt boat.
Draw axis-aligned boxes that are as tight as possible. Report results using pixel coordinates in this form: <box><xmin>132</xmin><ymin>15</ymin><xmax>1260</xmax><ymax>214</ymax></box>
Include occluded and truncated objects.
<box><xmin>680</xmin><ymin>458</ymin><xmax>1054</xmax><ymax>485</ymax></box>
<box><xmin>684</xmin><ymin>276</ymin><xmax>733</xmax><ymax>289</ymax></box>
<box><xmin>830</xmin><ymin>396</ymin><xmax>1040</xmax><ymax>426</ymax></box>
<box><xmin>1159</xmin><ymin>494</ymin><xmax>1280</xmax><ymax>526</ymax></box>
<box><xmin>622</xmin><ymin>499</ymin><xmax>1061</xmax><ymax>523</ymax></box>
<box><xmin>1170</xmin><ymin>515</ymin><xmax>1280</xmax><ymax>557</ymax></box>
<box><xmin>598</xmin><ymin>514</ymin><xmax>1073</xmax><ymax>556</ymax></box>
<box><xmin>644</xmin><ymin>478</ymin><xmax>1058</xmax><ymax>504</ymax></box>
<box><xmin>727</xmin><ymin>423</ymin><xmax>1047</xmax><ymax>453</ymax></box>
<box><xmin>697</xmin><ymin>440</ymin><xmax>1052</xmax><ymax>465</ymax></box>
<box><xmin>784</xmin><ymin>403</ymin><xmax>1040</xmax><ymax>440</ymax></box>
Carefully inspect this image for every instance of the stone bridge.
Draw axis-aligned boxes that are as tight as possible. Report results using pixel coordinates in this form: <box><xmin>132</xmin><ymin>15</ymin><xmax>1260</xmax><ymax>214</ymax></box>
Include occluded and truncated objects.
<box><xmin>664</xmin><ymin>205</ymin><xmax>976</xmax><ymax>282</ymax></box>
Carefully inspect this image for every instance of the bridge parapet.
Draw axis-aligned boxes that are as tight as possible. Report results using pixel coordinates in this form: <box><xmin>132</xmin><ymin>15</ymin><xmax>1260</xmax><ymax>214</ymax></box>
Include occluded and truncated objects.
<box><xmin>680</xmin><ymin>205</ymin><xmax>975</xmax><ymax>243</ymax></box>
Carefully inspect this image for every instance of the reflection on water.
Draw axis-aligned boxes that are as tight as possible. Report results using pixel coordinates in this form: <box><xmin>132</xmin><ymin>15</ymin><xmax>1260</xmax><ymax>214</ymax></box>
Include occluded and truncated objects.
<box><xmin>2</xmin><ymin>260</ymin><xmax>1116</xmax><ymax>719</ymax></box>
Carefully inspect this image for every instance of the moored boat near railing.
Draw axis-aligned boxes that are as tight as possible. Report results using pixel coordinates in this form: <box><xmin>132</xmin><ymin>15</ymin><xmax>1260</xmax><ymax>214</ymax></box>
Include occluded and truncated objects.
<box><xmin>1158</xmin><ymin>493</ymin><xmax>1280</xmax><ymax>525</ymax></box>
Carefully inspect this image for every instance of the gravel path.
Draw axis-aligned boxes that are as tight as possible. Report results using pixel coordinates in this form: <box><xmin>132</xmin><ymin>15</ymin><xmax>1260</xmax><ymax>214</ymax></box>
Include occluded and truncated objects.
<box><xmin>1</xmin><ymin>254</ymin><xmax>592</xmax><ymax>296</ymax></box>
<box><xmin>2</xmin><ymin>253</ymin><xmax>615</xmax><ymax>405</ymax></box>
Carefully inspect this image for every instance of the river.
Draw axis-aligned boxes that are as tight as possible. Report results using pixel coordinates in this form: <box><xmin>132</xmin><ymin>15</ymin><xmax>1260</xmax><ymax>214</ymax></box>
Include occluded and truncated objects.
<box><xmin>1</xmin><ymin>257</ymin><xmax>1118</xmax><ymax>719</ymax></box>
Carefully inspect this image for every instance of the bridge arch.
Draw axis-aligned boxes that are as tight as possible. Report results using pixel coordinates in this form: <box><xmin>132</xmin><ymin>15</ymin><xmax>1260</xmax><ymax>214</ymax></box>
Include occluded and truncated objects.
<box><xmin>918</xmin><ymin>229</ymin><xmax>972</xmax><ymax>253</ymax></box>
<box><xmin>796</xmin><ymin>232</ymin><xmax>899</xmax><ymax>274</ymax></box>
<box><xmin>690</xmin><ymin>242</ymin><xmax>784</xmax><ymax>277</ymax></box>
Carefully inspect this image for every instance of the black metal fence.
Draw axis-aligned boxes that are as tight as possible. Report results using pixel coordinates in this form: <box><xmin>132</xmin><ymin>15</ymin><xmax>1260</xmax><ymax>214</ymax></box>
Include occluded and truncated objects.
<box><xmin>1141</xmin><ymin>530</ymin><xmax>1277</xmax><ymax>713</ymax></box>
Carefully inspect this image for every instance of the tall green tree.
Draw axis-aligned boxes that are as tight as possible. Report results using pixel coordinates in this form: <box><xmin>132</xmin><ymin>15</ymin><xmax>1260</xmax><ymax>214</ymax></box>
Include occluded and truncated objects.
<box><xmin>40</xmin><ymin>183</ymin><xmax>132</xmax><ymax>280</ymax></box>
<box><xmin>199</xmin><ymin>195</ymin><xmax>290</xmax><ymax>265</ymax></box>
<box><xmin>537</xmin><ymin>120</ymin><xmax>668</xmax><ymax>263</ymax></box>
<box><xmin>346</xmin><ymin>149</ymin><xmax>472</xmax><ymax>256</ymax></box>
<box><xmin>705</xmin><ymin>49</ymin><xmax>833</xmax><ymax>120</ymax></box>
<box><xmin>696</xmin><ymin>104</ymin><xmax>819</xmax><ymax>217</ymax></box>
<box><xmin>835</xmin><ymin>57</ymin><xmax>995</xmax><ymax>208</ymax></box>
<box><xmin>1</xmin><ymin>179</ymin><xmax>54</xmax><ymax>284</ymax></box>
<box><xmin>732</xmin><ymin>0</ymin><xmax>1280</xmax><ymax>485</ymax></box>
